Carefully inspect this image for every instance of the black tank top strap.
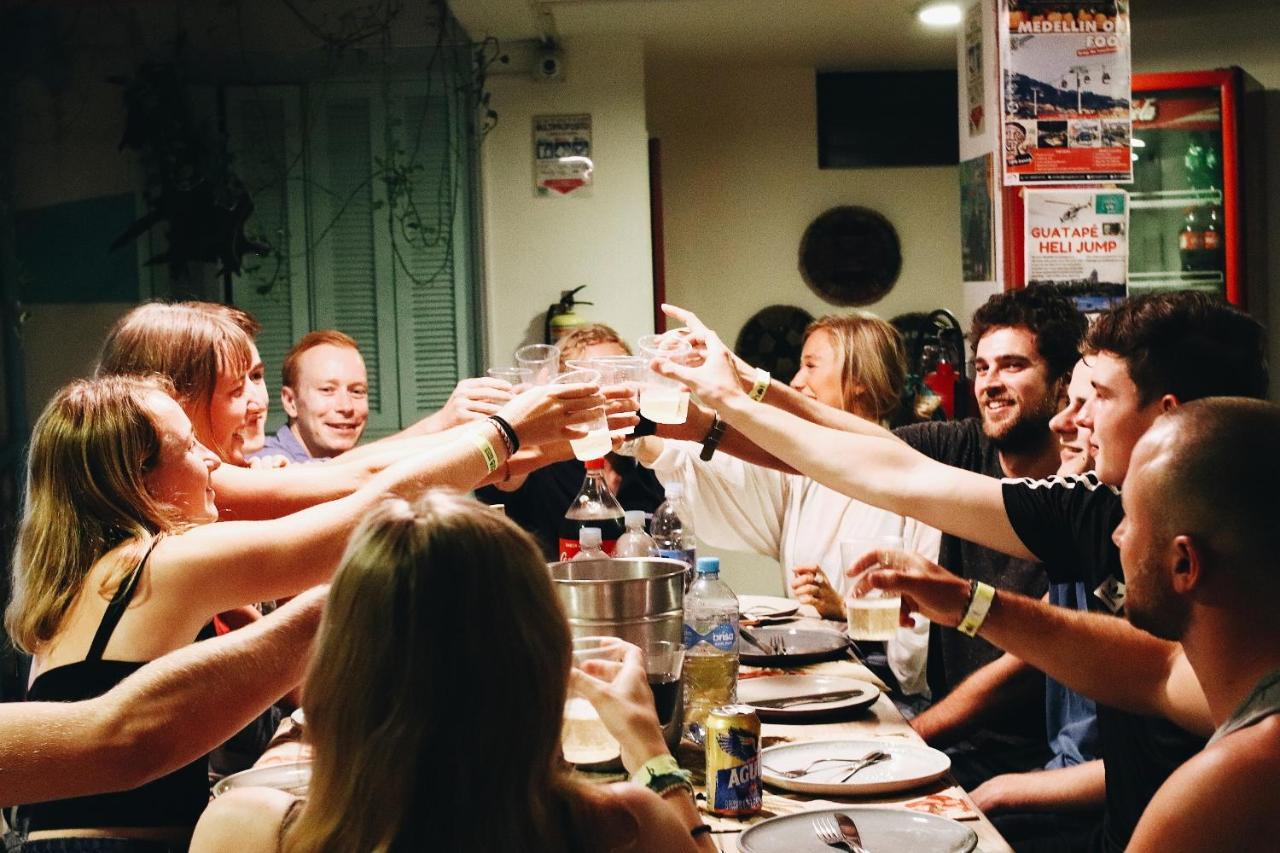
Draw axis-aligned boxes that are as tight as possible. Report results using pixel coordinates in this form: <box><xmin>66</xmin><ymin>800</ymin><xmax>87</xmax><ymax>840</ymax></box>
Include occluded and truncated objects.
<box><xmin>86</xmin><ymin>536</ymin><xmax>161</xmax><ymax>662</ymax></box>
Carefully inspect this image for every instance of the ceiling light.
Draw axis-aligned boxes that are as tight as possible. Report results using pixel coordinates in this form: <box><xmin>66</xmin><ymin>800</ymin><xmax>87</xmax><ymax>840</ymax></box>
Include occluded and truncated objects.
<box><xmin>917</xmin><ymin>2</ymin><xmax>963</xmax><ymax>27</ymax></box>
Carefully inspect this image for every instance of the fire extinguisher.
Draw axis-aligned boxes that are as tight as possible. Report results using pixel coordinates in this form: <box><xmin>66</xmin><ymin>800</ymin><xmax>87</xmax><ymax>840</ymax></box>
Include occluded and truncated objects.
<box><xmin>544</xmin><ymin>285</ymin><xmax>593</xmax><ymax>344</ymax></box>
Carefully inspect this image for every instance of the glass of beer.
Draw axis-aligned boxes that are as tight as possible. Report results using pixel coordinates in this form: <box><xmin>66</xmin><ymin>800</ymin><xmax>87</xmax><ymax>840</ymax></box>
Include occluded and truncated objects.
<box><xmin>637</xmin><ymin>334</ymin><xmax>692</xmax><ymax>425</ymax></box>
<box><xmin>563</xmin><ymin>636</ymin><xmax>625</xmax><ymax>765</ymax></box>
<box><xmin>841</xmin><ymin>536</ymin><xmax>904</xmax><ymax>641</ymax></box>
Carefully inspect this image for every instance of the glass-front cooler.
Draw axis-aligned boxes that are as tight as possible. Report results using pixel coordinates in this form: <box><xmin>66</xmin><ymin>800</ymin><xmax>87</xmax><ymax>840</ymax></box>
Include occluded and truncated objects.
<box><xmin>1128</xmin><ymin>68</ymin><xmax>1265</xmax><ymax>308</ymax></box>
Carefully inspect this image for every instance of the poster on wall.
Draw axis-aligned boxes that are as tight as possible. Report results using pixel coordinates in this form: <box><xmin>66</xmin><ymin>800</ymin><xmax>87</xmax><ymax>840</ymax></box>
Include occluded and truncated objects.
<box><xmin>964</xmin><ymin>3</ymin><xmax>986</xmax><ymax>137</ymax></box>
<box><xmin>960</xmin><ymin>154</ymin><xmax>994</xmax><ymax>282</ymax></box>
<box><xmin>1025</xmin><ymin>188</ymin><xmax>1128</xmax><ymax>313</ymax></box>
<box><xmin>1000</xmin><ymin>1</ymin><xmax>1132</xmax><ymax>185</ymax></box>
<box><xmin>533</xmin><ymin>114</ymin><xmax>593</xmax><ymax>197</ymax></box>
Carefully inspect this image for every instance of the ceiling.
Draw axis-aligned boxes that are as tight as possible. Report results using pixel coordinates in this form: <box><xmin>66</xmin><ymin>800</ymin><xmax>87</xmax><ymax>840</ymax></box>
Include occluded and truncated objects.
<box><xmin>450</xmin><ymin>0</ymin><xmax>1279</xmax><ymax>70</ymax></box>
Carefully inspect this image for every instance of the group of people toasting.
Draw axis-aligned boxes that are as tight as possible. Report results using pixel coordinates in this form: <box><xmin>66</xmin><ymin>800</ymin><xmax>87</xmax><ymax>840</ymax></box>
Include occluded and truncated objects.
<box><xmin>2</xmin><ymin>286</ymin><xmax>1278</xmax><ymax>853</ymax></box>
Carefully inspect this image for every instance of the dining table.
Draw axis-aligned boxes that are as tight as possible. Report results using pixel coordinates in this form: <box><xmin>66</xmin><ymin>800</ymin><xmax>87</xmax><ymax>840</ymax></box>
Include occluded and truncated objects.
<box><xmin>645</xmin><ymin>612</ymin><xmax>1013</xmax><ymax>853</ymax></box>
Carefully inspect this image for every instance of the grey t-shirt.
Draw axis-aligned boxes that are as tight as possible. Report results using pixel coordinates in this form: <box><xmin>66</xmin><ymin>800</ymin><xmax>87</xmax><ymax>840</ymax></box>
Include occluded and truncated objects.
<box><xmin>1210</xmin><ymin>668</ymin><xmax>1280</xmax><ymax>744</ymax></box>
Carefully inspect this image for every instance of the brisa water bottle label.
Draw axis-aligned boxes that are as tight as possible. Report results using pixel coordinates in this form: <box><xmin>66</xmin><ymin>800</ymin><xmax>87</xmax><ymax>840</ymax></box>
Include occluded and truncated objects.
<box><xmin>682</xmin><ymin>621</ymin><xmax>736</xmax><ymax>652</ymax></box>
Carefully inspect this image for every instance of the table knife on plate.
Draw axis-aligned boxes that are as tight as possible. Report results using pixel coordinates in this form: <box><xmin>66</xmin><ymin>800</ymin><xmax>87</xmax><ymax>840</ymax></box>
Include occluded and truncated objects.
<box><xmin>747</xmin><ymin>689</ymin><xmax>864</xmax><ymax>709</ymax></box>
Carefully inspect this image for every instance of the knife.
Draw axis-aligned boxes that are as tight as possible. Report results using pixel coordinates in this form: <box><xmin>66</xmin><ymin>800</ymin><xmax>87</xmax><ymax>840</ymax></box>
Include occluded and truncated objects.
<box><xmin>835</xmin><ymin>812</ymin><xmax>867</xmax><ymax>853</ymax></box>
<box><xmin>747</xmin><ymin>689</ymin><xmax>865</xmax><ymax>709</ymax></box>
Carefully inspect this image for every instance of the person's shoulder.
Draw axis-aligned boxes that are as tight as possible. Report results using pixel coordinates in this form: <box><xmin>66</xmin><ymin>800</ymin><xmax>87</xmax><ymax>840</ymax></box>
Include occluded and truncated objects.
<box><xmin>1129</xmin><ymin>718</ymin><xmax>1280</xmax><ymax>852</ymax></box>
<box><xmin>190</xmin><ymin>787</ymin><xmax>298</xmax><ymax>853</ymax></box>
<box><xmin>893</xmin><ymin>418</ymin><xmax>980</xmax><ymax>458</ymax></box>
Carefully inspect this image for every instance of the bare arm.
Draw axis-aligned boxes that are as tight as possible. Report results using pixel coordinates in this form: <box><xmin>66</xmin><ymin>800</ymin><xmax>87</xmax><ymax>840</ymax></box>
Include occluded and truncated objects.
<box><xmin>971</xmin><ymin>760</ymin><xmax>1106</xmax><ymax>814</ymax></box>
<box><xmin>911</xmin><ymin>652</ymin><xmax>1043</xmax><ymax>748</ymax></box>
<box><xmin>0</xmin><ymin>588</ymin><xmax>325</xmax><ymax>806</ymax></box>
<box><xmin>853</xmin><ymin>551</ymin><xmax>1214</xmax><ymax>736</ymax></box>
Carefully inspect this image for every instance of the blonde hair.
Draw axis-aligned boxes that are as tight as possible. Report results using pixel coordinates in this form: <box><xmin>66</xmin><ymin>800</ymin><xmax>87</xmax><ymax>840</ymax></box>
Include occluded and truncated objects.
<box><xmin>805</xmin><ymin>312</ymin><xmax>907</xmax><ymax>422</ymax></box>
<box><xmin>96</xmin><ymin>302</ymin><xmax>253</xmax><ymax>460</ymax></box>
<box><xmin>287</xmin><ymin>492</ymin><xmax>581</xmax><ymax>852</ymax></box>
<box><xmin>557</xmin><ymin>323</ymin><xmax>630</xmax><ymax>370</ymax></box>
<box><xmin>5</xmin><ymin>376</ymin><xmax>178</xmax><ymax>654</ymax></box>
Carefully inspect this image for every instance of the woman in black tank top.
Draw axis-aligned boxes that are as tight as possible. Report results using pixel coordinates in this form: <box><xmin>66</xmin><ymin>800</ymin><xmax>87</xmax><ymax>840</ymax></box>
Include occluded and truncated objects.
<box><xmin>6</xmin><ymin>374</ymin><xmax>595</xmax><ymax>850</ymax></box>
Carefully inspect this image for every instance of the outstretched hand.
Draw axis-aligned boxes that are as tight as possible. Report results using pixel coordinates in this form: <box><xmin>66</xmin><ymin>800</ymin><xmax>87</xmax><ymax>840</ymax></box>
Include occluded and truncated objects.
<box><xmin>649</xmin><ymin>324</ymin><xmax>747</xmax><ymax>408</ymax></box>
<box><xmin>662</xmin><ymin>304</ymin><xmax>755</xmax><ymax>386</ymax></box>
<box><xmin>497</xmin><ymin>382</ymin><xmax>605</xmax><ymax>448</ymax></box>
<box><xmin>847</xmin><ymin>548</ymin><xmax>972</xmax><ymax>629</ymax></box>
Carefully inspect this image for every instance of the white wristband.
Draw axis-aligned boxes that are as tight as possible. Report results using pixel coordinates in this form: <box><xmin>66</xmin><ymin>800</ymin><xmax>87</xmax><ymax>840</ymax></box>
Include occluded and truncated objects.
<box><xmin>957</xmin><ymin>581</ymin><xmax>995</xmax><ymax>637</ymax></box>
<box><xmin>748</xmin><ymin>367</ymin><xmax>771</xmax><ymax>402</ymax></box>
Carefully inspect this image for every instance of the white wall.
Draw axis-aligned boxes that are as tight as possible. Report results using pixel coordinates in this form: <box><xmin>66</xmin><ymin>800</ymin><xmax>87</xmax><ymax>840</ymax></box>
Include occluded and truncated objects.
<box><xmin>479</xmin><ymin>37</ymin><xmax>655</xmax><ymax>363</ymax></box>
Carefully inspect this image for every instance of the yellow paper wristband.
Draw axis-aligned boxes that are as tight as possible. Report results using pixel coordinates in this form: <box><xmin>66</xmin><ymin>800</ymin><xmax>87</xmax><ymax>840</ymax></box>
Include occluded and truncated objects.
<box><xmin>957</xmin><ymin>581</ymin><xmax>996</xmax><ymax>637</ymax></box>
<box><xmin>468</xmin><ymin>431</ymin><xmax>501</xmax><ymax>474</ymax></box>
<box><xmin>748</xmin><ymin>367</ymin><xmax>771</xmax><ymax>402</ymax></box>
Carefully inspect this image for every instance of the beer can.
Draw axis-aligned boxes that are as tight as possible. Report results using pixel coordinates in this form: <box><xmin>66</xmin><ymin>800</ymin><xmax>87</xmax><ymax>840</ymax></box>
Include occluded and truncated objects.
<box><xmin>704</xmin><ymin>704</ymin><xmax>762</xmax><ymax>816</ymax></box>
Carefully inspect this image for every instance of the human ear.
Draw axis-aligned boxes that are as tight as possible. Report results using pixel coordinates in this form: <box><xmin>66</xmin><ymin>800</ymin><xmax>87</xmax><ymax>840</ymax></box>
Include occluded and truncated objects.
<box><xmin>281</xmin><ymin>386</ymin><xmax>299</xmax><ymax>419</ymax></box>
<box><xmin>1170</xmin><ymin>534</ymin><xmax>1201</xmax><ymax>593</ymax></box>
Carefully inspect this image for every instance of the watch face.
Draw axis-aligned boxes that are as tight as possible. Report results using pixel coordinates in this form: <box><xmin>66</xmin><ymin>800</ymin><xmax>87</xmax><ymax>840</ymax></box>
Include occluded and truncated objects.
<box><xmin>798</xmin><ymin>206</ymin><xmax>902</xmax><ymax>306</ymax></box>
<box><xmin>735</xmin><ymin>305</ymin><xmax>814</xmax><ymax>385</ymax></box>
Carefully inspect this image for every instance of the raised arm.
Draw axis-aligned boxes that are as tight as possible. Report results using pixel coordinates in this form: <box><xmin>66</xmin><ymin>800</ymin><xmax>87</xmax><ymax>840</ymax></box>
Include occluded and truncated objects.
<box><xmin>852</xmin><ymin>550</ymin><xmax>1213</xmax><ymax>736</ymax></box>
<box><xmin>655</xmin><ymin>329</ymin><xmax>1034</xmax><ymax>561</ymax></box>
<box><xmin>0</xmin><ymin>588</ymin><xmax>326</xmax><ymax>806</ymax></box>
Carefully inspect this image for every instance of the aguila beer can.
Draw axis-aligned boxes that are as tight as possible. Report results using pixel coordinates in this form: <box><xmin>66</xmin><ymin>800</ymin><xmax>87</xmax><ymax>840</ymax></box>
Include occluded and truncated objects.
<box><xmin>704</xmin><ymin>704</ymin><xmax>762</xmax><ymax>816</ymax></box>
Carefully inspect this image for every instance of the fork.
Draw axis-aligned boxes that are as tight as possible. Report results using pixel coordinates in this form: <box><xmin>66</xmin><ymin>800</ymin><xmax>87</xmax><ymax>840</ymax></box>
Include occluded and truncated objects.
<box><xmin>739</xmin><ymin>626</ymin><xmax>786</xmax><ymax>655</ymax></box>
<box><xmin>762</xmin><ymin>756</ymin><xmax>865</xmax><ymax>779</ymax></box>
<box><xmin>812</xmin><ymin>814</ymin><xmax>867</xmax><ymax>853</ymax></box>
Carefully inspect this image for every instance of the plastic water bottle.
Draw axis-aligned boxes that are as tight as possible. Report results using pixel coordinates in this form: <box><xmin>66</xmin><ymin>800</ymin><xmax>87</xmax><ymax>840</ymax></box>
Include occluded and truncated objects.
<box><xmin>613</xmin><ymin>510</ymin><xmax>658</xmax><ymax>557</ymax></box>
<box><xmin>651</xmin><ymin>482</ymin><xmax>697</xmax><ymax>585</ymax></box>
<box><xmin>682</xmin><ymin>556</ymin><xmax>739</xmax><ymax>734</ymax></box>
<box><xmin>571</xmin><ymin>527</ymin><xmax>608</xmax><ymax>561</ymax></box>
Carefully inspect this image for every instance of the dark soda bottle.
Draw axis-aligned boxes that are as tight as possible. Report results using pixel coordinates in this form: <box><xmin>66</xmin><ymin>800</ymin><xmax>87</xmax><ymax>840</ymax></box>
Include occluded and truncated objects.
<box><xmin>559</xmin><ymin>457</ymin><xmax>626</xmax><ymax>560</ymax></box>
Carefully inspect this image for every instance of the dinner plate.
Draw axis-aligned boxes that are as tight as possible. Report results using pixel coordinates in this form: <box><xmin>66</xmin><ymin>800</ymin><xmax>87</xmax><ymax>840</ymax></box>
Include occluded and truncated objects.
<box><xmin>738</xmin><ymin>674</ymin><xmax>879</xmax><ymax>721</ymax></box>
<box><xmin>737</xmin><ymin>806</ymin><xmax>977</xmax><ymax>853</ymax></box>
<box><xmin>739</xmin><ymin>594</ymin><xmax>801</xmax><ymax>622</ymax></box>
<box><xmin>760</xmin><ymin>739</ymin><xmax>951</xmax><ymax>796</ymax></box>
<box><xmin>739</xmin><ymin>625</ymin><xmax>850</xmax><ymax>666</ymax></box>
<box><xmin>212</xmin><ymin>760</ymin><xmax>311</xmax><ymax>797</ymax></box>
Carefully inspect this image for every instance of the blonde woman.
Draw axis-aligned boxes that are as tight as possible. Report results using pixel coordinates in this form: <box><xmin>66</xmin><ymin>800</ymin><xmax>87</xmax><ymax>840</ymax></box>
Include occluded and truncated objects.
<box><xmin>634</xmin><ymin>313</ymin><xmax>940</xmax><ymax>695</ymax></box>
<box><xmin>190</xmin><ymin>493</ymin><xmax>715</xmax><ymax>853</ymax></box>
<box><xmin>6</xmin><ymin>375</ymin><xmax>598</xmax><ymax>850</ymax></box>
<box><xmin>97</xmin><ymin>303</ymin><xmax>602</xmax><ymax>519</ymax></box>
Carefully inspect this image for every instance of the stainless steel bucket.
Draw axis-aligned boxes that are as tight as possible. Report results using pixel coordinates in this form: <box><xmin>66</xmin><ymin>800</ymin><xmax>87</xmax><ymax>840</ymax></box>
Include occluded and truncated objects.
<box><xmin>549</xmin><ymin>557</ymin><xmax>686</xmax><ymax>749</ymax></box>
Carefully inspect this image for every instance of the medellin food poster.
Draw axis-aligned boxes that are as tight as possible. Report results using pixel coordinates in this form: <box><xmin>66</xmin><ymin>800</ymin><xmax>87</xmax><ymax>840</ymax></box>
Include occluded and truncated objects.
<box><xmin>1000</xmin><ymin>1</ymin><xmax>1133</xmax><ymax>185</ymax></box>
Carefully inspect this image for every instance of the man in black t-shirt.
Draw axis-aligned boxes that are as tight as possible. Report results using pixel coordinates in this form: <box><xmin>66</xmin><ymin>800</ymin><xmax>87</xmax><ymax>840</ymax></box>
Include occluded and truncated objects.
<box><xmin>656</xmin><ymin>291</ymin><xmax>1268</xmax><ymax>852</ymax></box>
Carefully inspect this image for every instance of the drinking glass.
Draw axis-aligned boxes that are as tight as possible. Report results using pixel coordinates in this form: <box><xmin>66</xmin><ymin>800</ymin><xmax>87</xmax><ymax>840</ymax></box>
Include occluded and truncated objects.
<box><xmin>636</xmin><ymin>334</ymin><xmax>692</xmax><ymax>425</ymax></box>
<box><xmin>515</xmin><ymin>344</ymin><xmax>561</xmax><ymax>385</ymax></box>
<box><xmin>563</xmin><ymin>636</ymin><xmax>625</xmax><ymax>764</ymax></box>
<box><xmin>486</xmin><ymin>366</ymin><xmax>533</xmax><ymax>388</ymax></box>
<box><xmin>553</xmin><ymin>368</ymin><xmax>609</xmax><ymax>461</ymax></box>
<box><xmin>841</xmin><ymin>535</ymin><xmax>904</xmax><ymax>641</ymax></box>
<box><xmin>645</xmin><ymin>639</ymin><xmax>685</xmax><ymax>749</ymax></box>
<box><xmin>568</xmin><ymin>356</ymin><xmax>646</xmax><ymax>435</ymax></box>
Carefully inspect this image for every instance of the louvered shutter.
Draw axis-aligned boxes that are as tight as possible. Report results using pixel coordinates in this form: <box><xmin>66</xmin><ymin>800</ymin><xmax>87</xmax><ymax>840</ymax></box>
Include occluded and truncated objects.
<box><xmin>225</xmin><ymin>86</ymin><xmax>311</xmax><ymax>432</ymax></box>
<box><xmin>307</xmin><ymin>87</ymin><xmax>400</xmax><ymax>437</ymax></box>
<box><xmin>388</xmin><ymin>83</ymin><xmax>476</xmax><ymax>419</ymax></box>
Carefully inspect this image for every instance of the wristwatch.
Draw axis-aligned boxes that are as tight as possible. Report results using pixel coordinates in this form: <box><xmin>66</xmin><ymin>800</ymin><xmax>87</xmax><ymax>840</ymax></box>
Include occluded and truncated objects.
<box><xmin>699</xmin><ymin>413</ymin><xmax>727</xmax><ymax>461</ymax></box>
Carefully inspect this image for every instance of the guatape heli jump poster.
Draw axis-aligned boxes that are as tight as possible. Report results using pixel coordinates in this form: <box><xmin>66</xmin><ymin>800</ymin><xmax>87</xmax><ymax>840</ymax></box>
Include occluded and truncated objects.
<box><xmin>1025</xmin><ymin>188</ymin><xmax>1128</xmax><ymax>313</ymax></box>
<box><xmin>1000</xmin><ymin>0</ymin><xmax>1133</xmax><ymax>185</ymax></box>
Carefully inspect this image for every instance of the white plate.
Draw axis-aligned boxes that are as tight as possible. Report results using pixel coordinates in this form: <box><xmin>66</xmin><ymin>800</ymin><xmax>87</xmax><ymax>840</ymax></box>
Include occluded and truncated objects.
<box><xmin>760</xmin><ymin>739</ymin><xmax>951</xmax><ymax>796</ymax></box>
<box><xmin>212</xmin><ymin>760</ymin><xmax>311</xmax><ymax>797</ymax></box>
<box><xmin>739</xmin><ymin>594</ymin><xmax>801</xmax><ymax>621</ymax></box>
<box><xmin>738</xmin><ymin>675</ymin><xmax>879</xmax><ymax>720</ymax></box>
<box><xmin>737</xmin><ymin>806</ymin><xmax>977</xmax><ymax>853</ymax></box>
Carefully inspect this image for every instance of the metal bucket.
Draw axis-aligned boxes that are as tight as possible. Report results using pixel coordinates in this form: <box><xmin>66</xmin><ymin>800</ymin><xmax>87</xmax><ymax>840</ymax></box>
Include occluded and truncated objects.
<box><xmin>550</xmin><ymin>557</ymin><xmax>686</xmax><ymax>749</ymax></box>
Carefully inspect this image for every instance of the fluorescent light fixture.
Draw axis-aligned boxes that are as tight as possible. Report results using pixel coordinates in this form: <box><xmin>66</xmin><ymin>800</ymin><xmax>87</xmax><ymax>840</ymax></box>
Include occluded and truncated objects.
<box><xmin>917</xmin><ymin>2</ymin><xmax>963</xmax><ymax>27</ymax></box>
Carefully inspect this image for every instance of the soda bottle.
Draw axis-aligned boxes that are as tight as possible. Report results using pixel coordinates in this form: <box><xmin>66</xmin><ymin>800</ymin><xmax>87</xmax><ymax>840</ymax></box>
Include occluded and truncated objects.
<box><xmin>651</xmin><ymin>482</ymin><xmax>697</xmax><ymax>584</ymax></box>
<box><xmin>682</xmin><ymin>557</ymin><xmax>739</xmax><ymax>734</ymax></box>
<box><xmin>1179</xmin><ymin>206</ymin><xmax>1205</xmax><ymax>272</ymax></box>
<box><xmin>1202</xmin><ymin>204</ymin><xmax>1223</xmax><ymax>272</ymax></box>
<box><xmin>571</xmin><ymin>527</ymin><xmax>609</xmax><ymax>561</ymax></box>
<box><xmin>558</xmin><ymin>458</ymin><xmax>626</xmax><ymax>560</ymax></box>
<box><xmin>613</xmin><ymin>510</ymin><xmax>658</xmax><ymax>558</ymax></box>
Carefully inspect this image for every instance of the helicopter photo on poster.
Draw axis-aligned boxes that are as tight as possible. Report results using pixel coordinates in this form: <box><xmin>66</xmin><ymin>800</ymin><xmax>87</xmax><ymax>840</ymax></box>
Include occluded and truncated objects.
<box><xmin>1025</xmin><ymin>188</ymin><xmax>1128</xmax><ymax>313</ymax></box>
<box><xmin>1000</xmin><ymin>0</ymin><xmax>1132</xmax><ymax>184</ymax></box>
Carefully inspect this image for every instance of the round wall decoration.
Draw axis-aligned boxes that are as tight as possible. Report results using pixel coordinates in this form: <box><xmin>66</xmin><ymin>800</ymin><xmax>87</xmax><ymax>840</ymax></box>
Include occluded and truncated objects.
<box><xmin>798</xmin><ymin>206</ymin><xmax>902</xmax><ymax>306</ymax></box>
<box><xmin>734</xmin><ymin>305</ymin><xmax>814</xmax><ymax>385</ymax></box>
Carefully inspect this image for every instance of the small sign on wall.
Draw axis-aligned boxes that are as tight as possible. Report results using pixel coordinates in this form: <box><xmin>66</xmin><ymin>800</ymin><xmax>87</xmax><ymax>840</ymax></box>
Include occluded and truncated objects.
<box><xmin>1025</xmin><ymin>188</ymin><xmax>1128</xmax><ymax>313</ymax></box>
<box><xmin>533</xmin><ymin>114</ymin><xmax>593</xmax><ymax>197</ymax></box>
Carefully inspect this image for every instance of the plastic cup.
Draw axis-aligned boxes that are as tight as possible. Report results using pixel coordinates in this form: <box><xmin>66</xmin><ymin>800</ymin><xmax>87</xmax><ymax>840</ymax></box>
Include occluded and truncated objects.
<box><xmin>637</xmin><ymin>334</ymin><xmax>692</xmax><ymax>425</ymax></box>
<box><xmin>515</xmin><ymin>344</ymin><xmax>561</xmax><ymax>385</ymax></box>
<box><xmin>554</xmin><ymin>369</ymin><xmax>609</xmax><ymax>461</ymax></box>
<box><xmin>487</xmin><ymin>366</ymin><xmax>534</xmax><ymax>388</ymax></box>
<box><xmin>568</xmin><ymin>356</ymin><xmax>645</xmax><ymax>435</ymax></box>
<box><xmin>563</xmin><ymin>636</ymin><xmax>625</xmax><ymax>764</ymax></box>
<box><xmin>841</xmin><ymin>536</ymin><xmax>904</xmax><ymax>641</ymax></box>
